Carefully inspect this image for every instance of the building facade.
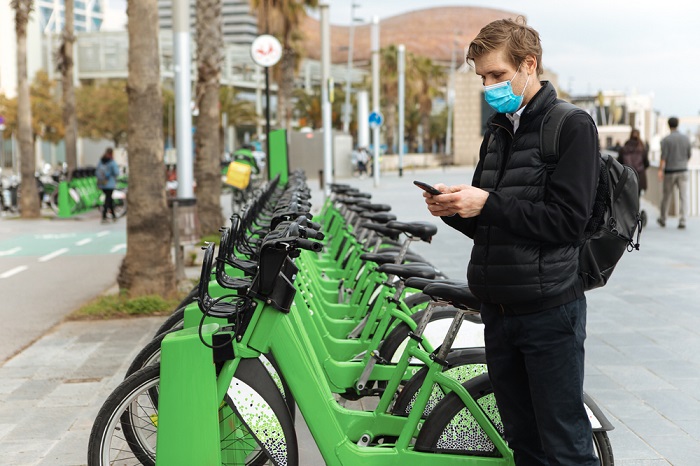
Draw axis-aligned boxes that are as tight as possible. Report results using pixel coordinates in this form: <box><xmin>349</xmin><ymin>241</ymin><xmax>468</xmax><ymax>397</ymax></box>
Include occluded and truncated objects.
<box><xmin>157</xmin><ymin>0</ymin><xmax>258</xmax><ymax>46</ymax></box>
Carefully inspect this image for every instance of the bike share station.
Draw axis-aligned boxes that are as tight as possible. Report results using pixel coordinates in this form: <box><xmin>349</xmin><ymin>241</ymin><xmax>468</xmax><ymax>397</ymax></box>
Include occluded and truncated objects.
<box><xmin>156</xmin><ymin>130</ymin><xmax>292</xmax><ymax>465</ymax></box>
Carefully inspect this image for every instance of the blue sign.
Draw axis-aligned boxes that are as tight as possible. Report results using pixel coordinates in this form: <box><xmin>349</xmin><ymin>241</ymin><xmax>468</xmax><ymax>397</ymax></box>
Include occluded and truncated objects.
<box><xmin>368</xmin><ymin>111</ymin><xmax>384</xmax><ymax>129</ymax></box>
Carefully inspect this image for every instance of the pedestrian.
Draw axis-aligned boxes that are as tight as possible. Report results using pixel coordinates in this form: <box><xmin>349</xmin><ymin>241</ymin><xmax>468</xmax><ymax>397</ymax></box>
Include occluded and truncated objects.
<box><xmin>356</xmin><ymin>147</ymin><xmax>369</xmax><ymax>178</ymax></box>
<box><xmin>422</xmin><ymin>17</ymin><xmax>600</xmax><ymax>465</ymax></box>
<box><xmin>658</xmin><ymin>116</ymin><xmax>691</xmax><ymax>229</ymax></box>
<box><xmin>96</xmin><ymin>147</ymin><xmax>120</xmax><ymax>223</ymax></box>
<box><xmin>618</xmin><ymin>128</ymin><xmax>650</xmax><ymax>226</ymax></box>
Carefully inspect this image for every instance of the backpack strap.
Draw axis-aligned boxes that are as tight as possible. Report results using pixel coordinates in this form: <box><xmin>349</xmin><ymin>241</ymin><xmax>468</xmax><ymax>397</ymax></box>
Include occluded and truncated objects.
<box><xmin>539</xmin><ymin>101</ymin><xmax>582</xmax><ymax>172</ymax></box>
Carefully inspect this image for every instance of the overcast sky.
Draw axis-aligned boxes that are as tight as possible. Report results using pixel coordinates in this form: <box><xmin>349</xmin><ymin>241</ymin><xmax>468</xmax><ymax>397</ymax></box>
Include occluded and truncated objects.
<box><xmin>105</xmin><ymin>0</ymin><xmax>700</xmax><ymax>118</ymax></box>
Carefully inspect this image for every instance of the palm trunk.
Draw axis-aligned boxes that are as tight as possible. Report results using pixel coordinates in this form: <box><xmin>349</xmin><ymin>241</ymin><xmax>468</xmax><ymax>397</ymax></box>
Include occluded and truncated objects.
<box><xmin>61</xmin><ymin>0</ymin><xmax>78</xmax><ymax>174</ymax></box>
<box><xmin>118</xmin><ymin>0</ymin><xmax>175</xmax><ymax>296</ymax></box>
<box><xmin>194</xmin><ymin>0</ymin><xmax>224</xmax><ymax>235</ymax></box>
<box><xmin>15</xmin><ymin>0</ymin><xmax>40</xmax><ymax>218</ymax></box>
<box><xmin>278</xmin><ymin>50</ymin><xmax>296</xmax><ymax>133</ymax></box>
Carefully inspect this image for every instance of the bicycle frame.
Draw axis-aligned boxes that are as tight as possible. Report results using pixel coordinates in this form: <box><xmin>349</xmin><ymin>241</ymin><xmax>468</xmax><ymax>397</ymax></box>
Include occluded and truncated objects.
<box><xmin>155</xmin><ymin>256</ymin><xmax>514</xmax><ymax>466</ymax></box>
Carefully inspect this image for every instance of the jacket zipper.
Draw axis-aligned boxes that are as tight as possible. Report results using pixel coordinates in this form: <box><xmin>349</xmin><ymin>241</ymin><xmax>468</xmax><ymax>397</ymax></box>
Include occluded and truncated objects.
<box><xmin>484</xmin><ymin>123</ymin><xmax>513</xmax><ymax>303</ymax></box>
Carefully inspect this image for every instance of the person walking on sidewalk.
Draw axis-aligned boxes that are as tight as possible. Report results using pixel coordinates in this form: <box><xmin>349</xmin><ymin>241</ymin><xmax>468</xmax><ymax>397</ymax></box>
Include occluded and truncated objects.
<box><xmin>96</xmin><ymin>148</ymin><xmax>120</xmax><ymax>223</ymax></box>
<box><xmin>422</xmin><ymin>17</ymin><xmax>600</xmax><ymax>466</ymax></box>
<box><xmin>658</xmin><ymin>117</ymin><xmax>691</xmax><ymax>229</ymax></box>
<box><xmin>618</xmin><ymin>128</ymin><xmax>650</xmax><ymax>226</ymax></box>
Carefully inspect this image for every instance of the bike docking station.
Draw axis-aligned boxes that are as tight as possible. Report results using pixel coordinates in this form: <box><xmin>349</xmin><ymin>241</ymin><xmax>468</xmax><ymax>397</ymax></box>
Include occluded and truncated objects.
<box><xmin>155</xmin><ymin>323</ymin><xmax>222</xmax><ymax>465</ymax></box>
<box><xmin>57</xmin><ymin>168</ymin><xmax>103</xmax><ymax>218</ymax></box>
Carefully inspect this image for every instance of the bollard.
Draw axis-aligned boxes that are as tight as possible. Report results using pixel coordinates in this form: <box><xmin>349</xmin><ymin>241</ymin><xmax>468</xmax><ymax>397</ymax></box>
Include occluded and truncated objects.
<box><xmin>319</xmin><ymin>169</ymin><xmax>324</xmax><ymax>190</ymax></box>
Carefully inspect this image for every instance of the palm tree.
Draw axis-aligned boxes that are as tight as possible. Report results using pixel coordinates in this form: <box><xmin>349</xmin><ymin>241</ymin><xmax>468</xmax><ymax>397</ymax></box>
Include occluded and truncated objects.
<box><xmin>12</xmin><ymin>0</ymin><xmax>40</xmax><ymax>218</ymax></box>
<box><xmin>57</xmin><ymin>0</ymin><xmax>78</xmax><ymax>175</ymax></box>
<box><xmin>379</xmin><ymin>46</ymin><xmax>399</xmax><ymax>154</ymax></box>
<box><xmin>249</xmin><ymin>0</ymin><xmax>318</xmax><ymax>133</ymax></box>
<box><xmin>118</xmin><ymin>0</ymin><xmax>176</xmax><ymax>296</ymax></box>
<box><xmin>411</xmin><ymin>55</ymin><xmax>445</xmax><ymax>153</ymax></box>
<box><xmin>194</xmin><ymin>0</ymin><xmax>224</xmax><ymax>235</ymax></box>
<box><xmin>219</xmin><ymin>86</ymin><xmax>258</xmax><ymax>149</ymax></box>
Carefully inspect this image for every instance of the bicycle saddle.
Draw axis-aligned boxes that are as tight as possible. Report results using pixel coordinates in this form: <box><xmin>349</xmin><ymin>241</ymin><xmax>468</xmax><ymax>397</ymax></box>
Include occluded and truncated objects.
<box><xmin>385</xmin><ymin>221</ymin><xmax>438</xmax><ymax>242</ymax></box>
<box><xmin>361</xmin><ymin>222</ymin><xmax>401</xmax><ymax>241</ymax></box>
<box><xmin>359</xmin><ymin>253</ymin><xmax>398</xmax><ymax>265</ymax></box>
<box><xmin>360</xmin><ymin>212</ymin><xmax>397</xmax><ymax>224</ymax></box>
<box><xmin>404</xmin><ymin>277</ymin><xmax>467</xmax><ymax>291</ymax></box>
<box><xmin>423</xmin><ymin>282</ymin><xmax>481</xmax><ymax>311</ymax></box>
<box><xmin>377</xmin><ymin>263</ymin><xmax>436</xmax><ymax>280</ymax></box>
<box><xmin>356</xmin><ymin>201</ymin><xmax>392</xmax><ymax>212</ymax></box>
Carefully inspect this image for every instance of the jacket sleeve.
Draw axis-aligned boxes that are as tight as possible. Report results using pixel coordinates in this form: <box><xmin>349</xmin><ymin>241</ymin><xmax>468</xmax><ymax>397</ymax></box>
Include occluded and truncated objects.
<box><xmin>440</xmin><ymin>131</ymin><xmax>491</xmax><ymax>239</ymax></box>
<box><xmin>479</xmin><ymin>112</ymin><xmax>599</xmax><ymax>243</ymax></box>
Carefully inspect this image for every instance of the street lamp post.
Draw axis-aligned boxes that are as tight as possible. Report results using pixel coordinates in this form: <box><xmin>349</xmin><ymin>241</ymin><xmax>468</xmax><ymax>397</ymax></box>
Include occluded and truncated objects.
<box><xmin>342</xmin><ymin>2</ymin><xmax>361</xmax><ymax>134</ymax></box>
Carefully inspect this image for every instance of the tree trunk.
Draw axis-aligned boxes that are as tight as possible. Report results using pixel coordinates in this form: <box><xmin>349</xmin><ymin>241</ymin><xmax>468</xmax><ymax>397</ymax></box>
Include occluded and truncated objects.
<box><xmin>194</xmin><ymin>0</ymin><xmax>223</xmax><ymax>235</ymax></box>
<box><xmin>61</xmin><ymin>0</ymin><xmax>78</xmax><ymax>174</ymax></box>
<box><xmin>118</xmin><ymin>0</ymin><xmax>176</xmax><ymax>297</ymax></box>
<box><xmin>15</xmin><ymin>0</ymin><xmax>40</xmax><ymax>218</ymax></box>
<box><xmin>278</xmin><ymin>49</ymin><xmax>296</xmax><ymax>133</ymax></box>
<box><xmin>385</xmin><ymin>105</ymin><xmax>396</xmax><ymax>155</ymax></box>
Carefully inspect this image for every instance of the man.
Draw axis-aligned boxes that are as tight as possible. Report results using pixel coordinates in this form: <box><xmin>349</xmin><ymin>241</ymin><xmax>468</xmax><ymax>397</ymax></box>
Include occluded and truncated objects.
<box><xmin>422</xmin><ymin>17</ymin><xmax>599</xmax><ymax>465</ymax></box>
<box><xmin>96</xmin><ymin>147</ymin><xmax>120</xmax><ymax>223</ymax></box>
<box><xmin>658</xmin><ymin>117</ymin><xmax>691</xmax><ymax>229</ymax></box>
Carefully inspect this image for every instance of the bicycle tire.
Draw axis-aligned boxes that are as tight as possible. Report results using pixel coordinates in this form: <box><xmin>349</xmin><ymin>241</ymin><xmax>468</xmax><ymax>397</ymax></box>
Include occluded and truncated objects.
<box><xmin>593</xmin><ymin>431</ymin><xmax>615</xmax><ymax>466</ymax></box>
<box><xmin>88</xmin><ymin>363</ymin><xmax>297</xmax><ymax>466</ymax></box>
<box><xmin>414</xmin><ymin>373</ymin><xmax>614</xmax><ymax>464</ymax></box>
<box><xmin>390</xmin><ymin>348</ymin><xmax>488</xmax><ymax>418</ymax></box>
<box><xmin>414</xmin><ymin>373</ymin><xmax>503</xmax><ymax>457</ymax></box>
<box><xmin>152</xmin><ymin>306</ymin><xmax>187</xmax><ymax>338</ymax></box>
<box><xmin>112</xmin><ymin>190</ymin><xmax>127</xmax><ymax>218</ymax></box>
<box><xmin>124</xmin><ymin>327</ymin><xmax>296</xmax><ymax>421</ymax></box>
<box><xmin>125</xmin><ymin>325</ymin><xmax>182</xmax><ymax>378</ymax></box>
<box><xmin>49</xmin><ymin>190</ymin><xmax>60</xmax><ymax>215</ymax></box>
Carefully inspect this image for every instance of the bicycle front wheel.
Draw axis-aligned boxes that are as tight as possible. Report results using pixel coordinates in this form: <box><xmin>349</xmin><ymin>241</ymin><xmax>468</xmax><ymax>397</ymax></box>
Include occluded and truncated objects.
<box><xmin>88</xmin><ymin>364</ymin><xmax>291</xmax><ymax>465</ymax></box>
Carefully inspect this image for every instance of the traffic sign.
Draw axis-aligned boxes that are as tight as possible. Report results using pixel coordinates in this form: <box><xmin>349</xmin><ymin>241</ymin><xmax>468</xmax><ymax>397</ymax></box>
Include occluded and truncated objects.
<box><xmin>369</xmin><ymin>111</ymin><xmax>384</xmax><ymax>129</ymax></box>
<box><xmin>250</xmin><ymin>35</ymin><xmax>283</xmax><ymax>68</ymax></box>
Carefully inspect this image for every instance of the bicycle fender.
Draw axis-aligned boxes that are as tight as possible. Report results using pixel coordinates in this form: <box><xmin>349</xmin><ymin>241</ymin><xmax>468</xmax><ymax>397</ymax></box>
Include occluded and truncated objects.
<box><xmin>584</xmin><ymin>392</ymin><xmax>615</xmax><ymax>431</ymax></box>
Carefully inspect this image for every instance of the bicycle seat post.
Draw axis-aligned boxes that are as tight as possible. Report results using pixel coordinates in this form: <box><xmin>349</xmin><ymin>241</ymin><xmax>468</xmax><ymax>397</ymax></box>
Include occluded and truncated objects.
<box><xmin>434</xmin><ymin>307</ymin><xmax>469</xmax><ymax>362</ymax></box>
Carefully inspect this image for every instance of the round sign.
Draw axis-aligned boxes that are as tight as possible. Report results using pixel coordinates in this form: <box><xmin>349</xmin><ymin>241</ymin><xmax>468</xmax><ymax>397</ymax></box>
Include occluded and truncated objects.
<box><xmin>250</xmin><ymin>35</ymin><xmax>283</xmax><ymax>68</ymax></box>
<box><xmin>369</xmin><ymin>111</ymin><xmax>384</xmax><ymax>129</ymax></box>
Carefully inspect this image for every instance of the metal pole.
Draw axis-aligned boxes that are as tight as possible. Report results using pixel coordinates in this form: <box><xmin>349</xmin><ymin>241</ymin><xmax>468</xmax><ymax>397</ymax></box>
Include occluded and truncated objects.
<box><xmin>357</xmin><ymin>90</ymin><xmax>369</xmax><ymax>148</ymax></box>
<box><xmin>371</xmin><ymin>16</ymin><xmax>380</xmax><ymax>187</ymax></box>
<box><xmin>445</xmin><ymin>38</ymin><xmax>457</xmax><ymax>159</ymax></box>
<box><xmin>173</xmin><ymin>0</ymin><xmax>194</xmax><ymax>199</ymax></box>
<box><xmin>320</xmin><ymin>3</ymin><xmax>333</xmax><ymax>196</ymax></box>
<box><xmin>398</xmin><ymin>44</ymin><xmax>405</xmax><ymax>177</ymax></box>
<box><xmin>265</xmin><ymin>67</ymin><xmax>271</xmax><ymax>164</ymax></box>
<box><xmin>342</xmin><ymin>2</ymin><xmax>358</xmax><ymax>134</ymax></box>
<box><xmin>255</xmin><ymin>65</ymin><xmax>263</xmax><ymax>136</ymax></box>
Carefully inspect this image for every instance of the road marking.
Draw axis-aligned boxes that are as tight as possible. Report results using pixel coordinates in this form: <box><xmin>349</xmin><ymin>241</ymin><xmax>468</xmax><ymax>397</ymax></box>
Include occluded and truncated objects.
<box><xmin>34</xmin><ymin>233</ymin><xmax>76</xmax><ymax>240</ymax></box>
<box><xmin>111</xmin><ymin>244</ymin><xmax>126</xmax><ymax>253</ymax></box>
<box><xmin>38</xmin><ymin>248</ymin><xmax>69</xmax><ymax>262</ymax></box>
<box><xmin>0</xmin><ymin>265</ymin><xmax>28</xmax><ymax>279</ymax></box>
<box><xmin>97</xmin><ymin>231</ymin><xmax>109</xmax><ymax>237</ymax></box>
<box><xmin>76</xmin><ymin>238</ymin><xmax>92</xmax><ymax>246</ymax></box>
<box><xmin>0</xmin><ymin>247</ymin><xmax>21</xmax><ymax>257</ymax></box>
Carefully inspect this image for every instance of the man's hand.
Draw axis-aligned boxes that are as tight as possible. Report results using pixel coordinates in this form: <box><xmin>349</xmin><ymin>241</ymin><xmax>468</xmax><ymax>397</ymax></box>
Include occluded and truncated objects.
<box><xmin>423</xmin><ymin>183</ymin><xmax>489</xmax><ymax>218</ymax></box>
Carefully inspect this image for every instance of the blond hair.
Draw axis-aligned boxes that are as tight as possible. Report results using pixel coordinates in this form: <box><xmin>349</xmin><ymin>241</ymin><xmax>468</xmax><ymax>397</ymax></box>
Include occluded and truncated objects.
<box><xmin>466</xmin><ymin>16</ymin><xmax>543</xmax><ymax>76</ymax></box>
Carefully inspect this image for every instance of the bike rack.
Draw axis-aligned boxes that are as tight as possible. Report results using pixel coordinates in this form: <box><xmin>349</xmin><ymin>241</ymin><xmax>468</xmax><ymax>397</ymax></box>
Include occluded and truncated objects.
<box><xmin>156</xmin><ymin>324</ymin><xmax>222</xmax><ymax>465</ymax></box>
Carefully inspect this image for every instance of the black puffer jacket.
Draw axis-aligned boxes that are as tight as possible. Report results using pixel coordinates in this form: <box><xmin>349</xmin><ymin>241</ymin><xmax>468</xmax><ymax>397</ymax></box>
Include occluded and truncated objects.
<box><xmin>444</xmin><ymin>82</ymin><xmax>599</xmax><ymax>314</ymax></box>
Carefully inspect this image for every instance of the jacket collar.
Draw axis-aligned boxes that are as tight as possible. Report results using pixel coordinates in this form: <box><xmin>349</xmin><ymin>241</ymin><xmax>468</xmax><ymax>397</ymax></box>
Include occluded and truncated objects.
<box><xmin>489</xmin><ymin>81</ymin><xmax>558</xmax><ymax>132</ymax></box>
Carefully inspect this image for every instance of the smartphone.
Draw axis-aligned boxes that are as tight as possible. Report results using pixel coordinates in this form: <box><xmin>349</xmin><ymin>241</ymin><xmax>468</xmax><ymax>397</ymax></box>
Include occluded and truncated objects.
<box><xmin>413</xmin><ymin>180</ymin><xmax>442</xmax><ymax>195</ymax></box>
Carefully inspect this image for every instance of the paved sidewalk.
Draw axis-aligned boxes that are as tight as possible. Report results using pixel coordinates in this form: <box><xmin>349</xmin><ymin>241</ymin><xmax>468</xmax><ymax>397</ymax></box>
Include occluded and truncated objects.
<box><xmin>1</xmin><ymin>166</ymin><xmax>699</xmax><ymax>465</ymax></box>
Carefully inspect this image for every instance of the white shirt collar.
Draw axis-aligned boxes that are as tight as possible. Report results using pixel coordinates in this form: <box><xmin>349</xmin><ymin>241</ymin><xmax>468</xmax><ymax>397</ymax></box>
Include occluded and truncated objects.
<box><xmin>506</xmin><ymin>105</ymin><xmax>527</xmax><ymax>133</ymax></box>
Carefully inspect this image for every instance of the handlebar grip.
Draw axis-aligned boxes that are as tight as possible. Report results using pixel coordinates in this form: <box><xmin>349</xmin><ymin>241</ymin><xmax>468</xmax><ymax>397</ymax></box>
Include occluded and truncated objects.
<box><xmin>301</xmin><ymin>227</ymin><xmax>325</xmax><ymax>241</ymax></box>
<box><xmin>296</xmin><ymin>238</ymin><xmax>323</xmax><ymax>252</ymax></box>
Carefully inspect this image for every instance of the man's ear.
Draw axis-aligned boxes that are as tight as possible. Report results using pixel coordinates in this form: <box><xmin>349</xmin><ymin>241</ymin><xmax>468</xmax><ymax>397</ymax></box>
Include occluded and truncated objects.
<box><xmin>524</xmin><ymin>55</ymin><xmax>537</xmax><ymax>75</ymax></box>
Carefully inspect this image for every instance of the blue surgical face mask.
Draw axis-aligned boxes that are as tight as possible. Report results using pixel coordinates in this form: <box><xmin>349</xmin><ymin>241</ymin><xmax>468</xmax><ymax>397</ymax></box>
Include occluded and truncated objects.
<box><xmin>483</xmin><ymin>65</ymin><xmax>530</xmax><ymax>114</ymax></box>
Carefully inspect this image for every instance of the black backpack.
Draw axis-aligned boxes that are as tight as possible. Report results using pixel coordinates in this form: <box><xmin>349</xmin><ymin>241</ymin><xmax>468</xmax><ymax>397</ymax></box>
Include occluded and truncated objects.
<box><xmin>540</xmin><ymin>101</ymin><xmax>642</xmax><ymax>291</ymax></box>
